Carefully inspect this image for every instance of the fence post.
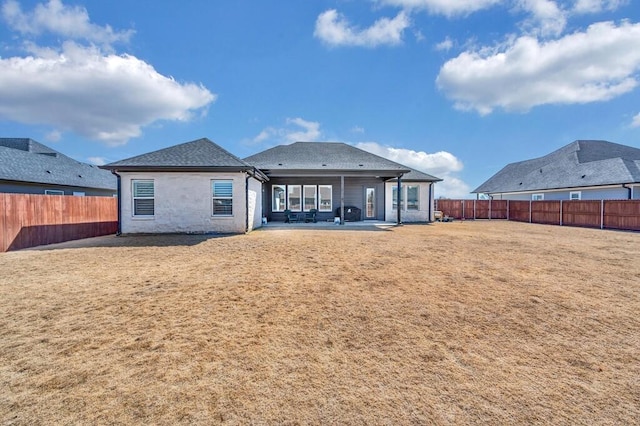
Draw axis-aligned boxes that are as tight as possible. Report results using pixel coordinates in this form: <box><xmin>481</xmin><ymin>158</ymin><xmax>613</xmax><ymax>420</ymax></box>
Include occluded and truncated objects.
<box><xmin>601</xmin><ymin>199</ymin><xmax>604</xmax><ymax>230</ymax></box>
<box><xmin>560</xmin><ymin>200</ymin><xmax>563</xmax><ymax>226</ymax></box>
<box><xmin>489</xmin><ymin>199</ymin><xmax>492</xmax><ymax>220</ymax></box>
<box><xmin>507</xmin><ymin>200</ymin><xmax>510</xmax><ymax>221</ymax></box>
<box><xmin>461</xmin><ymin>200</ymin><xmax>464</xmax><ymax>220</ymax></box>
<box><xmin>529</xmin><ymin>200</ymin><xmax>532</xmax><ymax>223</ymax></box>
<box><xmin>474</xmin><ymin>200</ymin><xmax>476</xmax><ymax>220</ymax></box>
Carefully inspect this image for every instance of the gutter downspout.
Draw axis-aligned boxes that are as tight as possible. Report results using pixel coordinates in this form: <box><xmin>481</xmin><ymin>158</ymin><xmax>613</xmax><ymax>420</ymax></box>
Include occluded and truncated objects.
<box><xmin>245</xmin><ymin>173</ymin><xmax>250</xmax><ymax>233</ymax></box>
<box><xmin>622</xmin><ymin>184</ymin><xmax>632</xmax><ymax>200</ymax></box>
<box><xmin>397</xmin><ymin>174</ymin><xmax>403</xmax><ymax>225</ymax></box>
<box><xmin>428</xmin><ymin>183</ymin><xmax>433</xmax><ymax>222</ymax></box>
<box><xmin>110</xmin><ymin>170</ymin><xmax>121</xmax><ymax>236</ymax></box>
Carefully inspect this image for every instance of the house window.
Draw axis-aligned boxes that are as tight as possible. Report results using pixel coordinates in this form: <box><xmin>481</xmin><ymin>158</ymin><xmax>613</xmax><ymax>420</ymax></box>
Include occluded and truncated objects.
<box><xmin>212</xmin><ymin>180</ymin><xmax>233</xmax><ymax>216</ymax></box>
<box><xmin>318</xmin><ymin>185</ymin><xmax>332</xmax><ymax>212</ymax></box>
<box><xmin>569</xmin><ymin>191</ymin><xmax>581</xmax><ymax>200</ymax></box>
<box><xmin>45</xmin><ymin>189</ymin><xmax>64</xmax><ymax>195</ymax></box>
<box><xmin>407</xmin><ymin>185</ymin><xmax>419</xmax><ymax>210</ymax></box>
<box><xmin>532</xmin><ymin>193</ymin><xmax>544</xmax><ymax>201</ymax></box>
<box><xmin>73</xmin><ymin>192</ymin><xmax>85</xmax><ymax>196</ymax></box>
<box><xmin>272</xmin><ymin>185</ymin><xmax>286</xmax><ymax>212</ymax></box>
<box><xmin>132</xmin><ymin>180</ymin><xmax>154</xmax><ymax>216</ymax></box>
<box><xmin>392</xmin><ymin>186</ymin><xmax>399</xmax><ymax>210</ymax></box>
<box><xmin>303</xmin><ymin>185</ymin><xmax>317</xmax><ymax>211</ymax></box>
<box><xmin>288</xmin><ymin>185</ymin><xmax>301</xmax><ymax>211</ymax></box>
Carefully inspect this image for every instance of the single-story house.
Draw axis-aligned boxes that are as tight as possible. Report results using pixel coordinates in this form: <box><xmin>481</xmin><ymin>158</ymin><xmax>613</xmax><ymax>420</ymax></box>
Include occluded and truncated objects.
<box><xmin>473</xmin><ymin>140</ymin><xmax>640</xmax><ymax>201</ymax></box>
<box><xmin>100</xmin><ymin>138</ymin><xmax>268</xmax><ymax>234</ymax></box>
<box><xmin>0</xmin><ymin>138</ymin><xmax>116</xmax><ymax>196</ymax></box>
<box><xmin>102</xmin><ymin>139</ymin><xmax>442</xmax><ymax>234</ymax></box>
<box><xmin>244</xmin><ymin>142</ymin><xmax>441</xmax><ymax>224</ymax></box>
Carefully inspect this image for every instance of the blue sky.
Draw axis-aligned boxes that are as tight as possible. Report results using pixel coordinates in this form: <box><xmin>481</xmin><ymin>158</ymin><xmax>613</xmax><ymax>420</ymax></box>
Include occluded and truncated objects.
<box><xmin>1</xmin><ymin>0</ymin><xmax>639</xmax><ymax>197</ymax></box>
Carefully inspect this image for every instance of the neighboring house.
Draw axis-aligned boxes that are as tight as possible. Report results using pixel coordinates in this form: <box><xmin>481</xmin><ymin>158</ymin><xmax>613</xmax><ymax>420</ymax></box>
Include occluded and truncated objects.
<box><xmin>100</xmin><ymin>138</ymin><xmax>268</xmax><ymax>234</ymax></box>
<box><xmin>244</xmin><ymin>142</ymin><xmax>441</xmax><ymax>223</ymax></box>
<box><xmin>473</xmin><ymin>140</ymin><xmax>640</xmax><ymax>201</ymax></box>
<box><xmin>0</xmin><ymin>138</ymin><xmax>116</xmax><ymax>196</ymax></box>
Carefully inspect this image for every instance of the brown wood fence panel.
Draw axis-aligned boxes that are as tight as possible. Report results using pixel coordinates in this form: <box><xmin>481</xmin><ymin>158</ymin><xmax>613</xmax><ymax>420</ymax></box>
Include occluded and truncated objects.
<box><xmin>1</xmin><ymin>193</ymin><xmax>117</xmax><ymax>252</ymax></box>
<box><xmin>435</xmin><ymin>199</ymin><xmax>640</xmax><ymax>232</ymax></box>
<box><xmin>562</xmin><ymin>200</ymin><xmax>602</xmax><ymax>228</ymax></box>
<box><xmin>532</xmin><ymin>201</ymin><xmax>561</xmax><ymax>225</ymax></box>
<box><xmin>507</xmin><ymin>201</ymin><xmax>530</xmax><ymax>222</ymax></box>
<box><xmin>603</xmin><ymin>200</ymin><xmax>640</xmax><ymax>231</ymax></box>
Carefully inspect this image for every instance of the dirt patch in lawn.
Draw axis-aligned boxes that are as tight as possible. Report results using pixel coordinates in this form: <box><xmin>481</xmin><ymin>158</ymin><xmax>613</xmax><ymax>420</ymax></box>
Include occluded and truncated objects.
<box><xmin>1</xmin><ymin>221</ymin><xmax>639</xmax><ymax>425</ymax></box>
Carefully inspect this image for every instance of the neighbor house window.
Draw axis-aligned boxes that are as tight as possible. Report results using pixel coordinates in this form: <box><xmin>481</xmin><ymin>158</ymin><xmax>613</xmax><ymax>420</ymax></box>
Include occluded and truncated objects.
<box><xmin>272</xmin><ymin>185</ymin><xmax>286</xmax><ymax>212</ymax></box>
<box><xmin>288</xmin><ymin>185</ymin><xmax>301</xmax><ymax>211</ymax></box>
<box><xmin>569</xmin><ymin>191</ymin><xmax>581</xmax><ymax>200</ymax></box>
<box><xmin>407</xmin><ymin>185</ymin><xmax>419</xmax><ymax>210</ymax></box>
<box><xmin>73</xmin><ymin>192</ymin><xmax>85</xmax><ymax>196</ymax></box>
<box><xmin>45</xmin><ymin>189</ymin><xmax>64</xmax><ymax>195</ymax></box>
<box><xmin>318</xmin><ymin>185</ymin><xmax>332</xmax><ymax>212</ymax></box>
<box><xmin>303</xmin><ymin>185</ymin><xmax>317</xmax><ymax>211</ymax></box>
<box><xmin>132</xmin><ymin>180</ymin><xmax>154</xmax><ymax>216</ymax></box>
<box><xmin>212</xmin><ymin>180</ymin><xmax>233</xmax><ymax>216</ymax></box>
<box><xmin>532</xmin><ymin>193</ymin><xmax>544</xmax><ymax>201</ymax></box>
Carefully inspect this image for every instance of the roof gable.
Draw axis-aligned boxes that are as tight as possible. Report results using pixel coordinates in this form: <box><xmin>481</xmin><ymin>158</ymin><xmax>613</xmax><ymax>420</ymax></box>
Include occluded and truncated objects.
<box><xmin>103</xmin><ymin>138</ymin><xmax>253</xmax><ymax>170</ymax></box>
<box><xmin>0</xmin><ymin>138</ymin><xmax>116</xmax><ymax>190</ymax></box>
<box><xmin>244</xmin><ymin>142</ymin><xmax>412</xmax><ymax>175</ymax></box>
<box><xmin>473</xmin><ymin>140</ymin><xmax>640</xmax><ymax>194</ymax></box>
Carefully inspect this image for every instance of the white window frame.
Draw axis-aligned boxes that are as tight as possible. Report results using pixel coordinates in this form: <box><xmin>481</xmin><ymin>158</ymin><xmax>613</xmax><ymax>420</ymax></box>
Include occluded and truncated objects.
<box><xmin>318</xmin><ymin>185</ymin><xmax>332</xmax><ymax>212</ymax></box>
<box><xmin>532</xmin><ymin>193</ymin><xmax>544</xmax><ymax>201</ymax></box>
<box><xmin>212</xmin><ymin>180</ymin><xmax>233</xmax><ymax>216</ymax></box>
<box><xmin>392</xmin><ymin>185</ymin><xmax>401</xmax><ymax>210</ymax></box>
<box><xmin>287</xmin><ymin>185</ymin><xmax>302</xmax><ymax>212</ymax></box>
<box><xmin>272</xmin><ymin>185</ymin><xmax>286</xmax><ymax>212</ymax></box>
<box><xmin>569</xmin><ymin>191</ymin><xmax>581</xmax><ymax>200</ymax></box>
<box><xmin>45</xmin><ymin>189</ymin><xmax>64</xmax><ymax>195</ymax></box>
<box><xmin>303</xmin><ymin>185</ymin><xmax>317</xmax><ymax>212</ymax></box>
<box><xmin>132</xmin><ymin>180</ymin><xmax>155</xmax><ymax>217</ymax></box>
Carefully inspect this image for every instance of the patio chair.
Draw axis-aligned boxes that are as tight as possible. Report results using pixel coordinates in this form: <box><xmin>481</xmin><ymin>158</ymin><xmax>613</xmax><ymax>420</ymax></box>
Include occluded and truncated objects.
<box><xmin>305</xmin><ymin>209</ymin><xmax>318</xmax><ymax>223</ymax></box>
<box><xmin>284</xmin><ymin>209</ymin><xmax>295</xmax><ymax>223</ymax></box>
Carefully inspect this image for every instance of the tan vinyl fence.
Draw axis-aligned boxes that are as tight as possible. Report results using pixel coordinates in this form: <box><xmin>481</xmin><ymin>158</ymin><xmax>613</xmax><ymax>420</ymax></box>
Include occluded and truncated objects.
<box><xmin>435</xmin><ymin>199</ymin><xmax>640</xmax><ymax>232</ymax></box>
<box><xmin>1</xmin><ymin>193</ymin><xmax>118</xmax><ymax>252</ymax></box>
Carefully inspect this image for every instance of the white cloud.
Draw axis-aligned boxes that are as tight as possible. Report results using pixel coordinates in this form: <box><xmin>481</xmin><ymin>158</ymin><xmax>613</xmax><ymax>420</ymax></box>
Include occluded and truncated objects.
<box><xmin>2</xmin><ymin>0</ymin><xmax>133</xmax><ymax>49</ymax></box>
<box><xmin>573</xmin><ymin>0</ymin><xmax>627</xmax><ymax>14</ymax></box>
<box><xmin>376</xmin><ymin>0</ymin><xmax>502</xmax><ymax>17</ymax></box>
<box><xmin>44</xmin><ymin>129</ymin><xmax>61</xmax><ymax>142</ymax></box>
<box><xmin>436</xmin><ymin>21</ymin><xmax>640</xmax><ymax>114</ymax></box>
<box><xmin>252</xmin><ymin>118</ymin><xmax>322</xmax><ymax>145</ymax></box>
<box><xmin>0</xmin><ymin>1</ymin><xmax>215</xmax><ymax>146</ymax></box>
<box><xmin>314</xmin><ymin>9</ymin><xmax>410</xmax><ymax>47</ymax></box>
<box><xmin>355</xmin><ymin>142</ymin><xmax>470</xmax><ymax>197</ymax></box>
<box><xmin>435</xmin><ymin>36</ymin><xmax>454</xmax><ymax>51</ymax></box>
<box><xmin>516</xmin><ymin>0</ymin><xmax>567</xmax><ymax>37</ymax></box>
<box><xmin>631</xmin><ymin>113</ymin><xmax>640</xmax><ymax>128</ymax></box>
<box><xmin>351</xmin><ymin>125</ymin><xmax>365</xmax><ymax>134</ymax></box>
<box><xmin>0</xmin><ymin>43</ymin><xmax>215</xmax><ymax>146</ymax></box>
<box><xmin>87</xmin><ymin>156</ymin><xmax>106</xmax><ymax>166</ymax></box>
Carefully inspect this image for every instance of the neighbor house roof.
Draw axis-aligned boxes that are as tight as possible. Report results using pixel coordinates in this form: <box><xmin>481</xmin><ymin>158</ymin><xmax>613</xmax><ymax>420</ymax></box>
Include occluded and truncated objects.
<box><xmin>102</xmin><ymin>138</ymin><xmax>268</xmax><ymax>180</ymax></box>
<box><xmin>244</xmin><ymin>142</ymin><xmax>416</xmax><ymax>177</ymax></box>
<box><xmin>473</xmin><ymin>140</ymin><xmax>640</xmax><ymax>194</ymax></box>
<box><xmin>0</xmin><ymin>138</ymin><xmax>116</xmax><ymax>191</ymax></box>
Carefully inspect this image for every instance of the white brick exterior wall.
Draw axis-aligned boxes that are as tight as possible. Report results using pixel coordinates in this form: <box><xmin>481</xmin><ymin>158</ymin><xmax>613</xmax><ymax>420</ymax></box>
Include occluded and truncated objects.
<box><xmin>119</xmin><ymin>171</ymin><xmax>262</xmax><ymax>234</ymax></box>
<box><xmin>384</xmin><ymin>182</ymin><xmax>434</xmax><ymax>222</ymax></box>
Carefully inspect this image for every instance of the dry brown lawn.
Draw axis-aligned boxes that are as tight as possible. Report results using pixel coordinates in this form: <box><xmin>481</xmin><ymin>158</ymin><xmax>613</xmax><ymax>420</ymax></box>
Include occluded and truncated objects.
<box><xmin>1</xmin><ymin>221</ymin><xmax>639</xmax><ymax>425</ymax></box>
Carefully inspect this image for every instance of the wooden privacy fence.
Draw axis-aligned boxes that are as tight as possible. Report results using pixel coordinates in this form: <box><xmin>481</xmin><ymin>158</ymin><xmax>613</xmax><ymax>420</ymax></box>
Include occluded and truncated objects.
<box><xmin>435</xmin><ymin>199</ymin><xmax>640</xmax><ymax>232</ymax></box>
<box><xmin>1</xmin><ymin>193</ymin><xmax>118</xmax><ymax>252</ymax></box>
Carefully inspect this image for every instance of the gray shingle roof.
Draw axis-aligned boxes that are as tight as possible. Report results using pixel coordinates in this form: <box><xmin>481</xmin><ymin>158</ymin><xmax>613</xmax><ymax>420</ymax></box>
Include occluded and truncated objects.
<box><xmin>0</xmin><ymin>138</ymin><xmax>116</xmax><ymax>190</ymax></box>
<box><xmin>244</xmin><ymin>142</ymin><xmax>413</xmax><ymax>175</ymax></box>
<box><xmin>389</xmin><ymin>168</ymin><xmax>442</xmax><ymax>182</ymax></box>
<box><xmin>473</xmin><ymin>140</ymin><xmax>640</xmax><ymax>194</ymax></box>
<box><xmin>103</xmin><ymin>138</ymin><xmax>254</xmax><ymax>170</ymax></box>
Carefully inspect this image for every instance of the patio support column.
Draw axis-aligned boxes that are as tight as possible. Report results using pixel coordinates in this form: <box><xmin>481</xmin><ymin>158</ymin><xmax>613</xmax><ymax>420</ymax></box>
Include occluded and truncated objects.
<box><xmin>397</xmin><ymin>175</ymin><xmax>402</xmax><ymax>224</ymax></box>
<box><xmin>340</xmin><ymin>175</ymin><xmax>345</xmax><ymax>225</ymax></box>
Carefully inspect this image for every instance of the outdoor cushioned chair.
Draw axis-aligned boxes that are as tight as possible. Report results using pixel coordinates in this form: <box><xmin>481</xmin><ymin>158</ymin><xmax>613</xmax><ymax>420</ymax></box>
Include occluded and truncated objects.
<box><xmin>305</xmin><ymin>209</ymin><xmax>318</xmax><ymax>223</ymax></box>
<box><xmin>284</xmin><ymin>209</ymin><xmax>295</xmax><ymax>223</ymax></box>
